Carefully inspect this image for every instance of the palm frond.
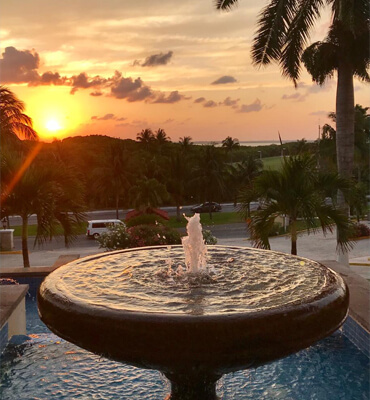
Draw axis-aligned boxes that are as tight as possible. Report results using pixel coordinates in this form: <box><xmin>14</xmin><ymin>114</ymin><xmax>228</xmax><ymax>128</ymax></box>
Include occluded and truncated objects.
<box><xmin>252</xmin><ymin>0</ymin><xmax>296</xmax><ymax>66</ymax></box>
<box><xmin>302</xmin><ymin>41</ymin><xmax>337</xmax><ymax>85</ymax></box>
<box><xmin>281</xmin><ymin>0</ymin><xmax>324</xmax><ymax>84</ymax></box>
<box><xmin>214</xmin><ymin>0</ymin><xmax>239</xmax><ymax>11</ymax></box>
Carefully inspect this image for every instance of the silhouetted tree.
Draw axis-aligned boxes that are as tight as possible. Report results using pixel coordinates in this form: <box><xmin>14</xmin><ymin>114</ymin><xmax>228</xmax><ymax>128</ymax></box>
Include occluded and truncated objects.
<box><xmin>0</xmin><ymin>86</ymin><xmax>38</xmax><ymax>145</ymax></box>
<box><xmin>242</xmin><ymin>155</ymin><xmax>353</xmax><ymax>255</ymax></box>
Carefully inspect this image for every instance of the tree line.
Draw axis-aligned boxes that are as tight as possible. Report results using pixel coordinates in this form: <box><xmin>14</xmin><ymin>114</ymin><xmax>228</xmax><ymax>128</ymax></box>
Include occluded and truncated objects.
<box><xmin>1</xmin><ymin>86</ymin><xmax>369</xmax><ymax>265</ymax></box>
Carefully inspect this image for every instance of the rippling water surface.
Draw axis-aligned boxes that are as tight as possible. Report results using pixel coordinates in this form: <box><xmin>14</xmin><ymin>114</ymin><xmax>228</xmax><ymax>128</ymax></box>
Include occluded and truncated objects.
<box><xmin>44</xmin><ymin>246</ymin><xmax>334</xmax><ymax>315</ymax></box>
<box><xmin>1</xmin><ymin>332</ymin><xmax>368</xmax><ymax>400</ymax></box>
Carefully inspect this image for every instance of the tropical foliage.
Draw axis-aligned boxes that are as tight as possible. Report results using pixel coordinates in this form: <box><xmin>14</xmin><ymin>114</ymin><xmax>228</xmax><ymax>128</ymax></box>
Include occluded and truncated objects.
<box><xmin>1</xmin><ymin>146</ymin><xmax>86</xmax><ymax>267</ymax></box>
<box><xmin>0</xmin><ymin>85</ymin><xmax>38</xmax><ymax>145</ymax></box>
<box><xmin>216</xmin><ymin>0</ymin><xmax>370</xmax><ymax>261</ymax></box>
<box><xmin>241</xmin><ymin>155</ymin><xmax>354</xmax><ymax>255</ymax></box>
<box><xmin>97</xmin><ymin>221</ymin><xmax>181</xmax><ymax>251</ymax></box>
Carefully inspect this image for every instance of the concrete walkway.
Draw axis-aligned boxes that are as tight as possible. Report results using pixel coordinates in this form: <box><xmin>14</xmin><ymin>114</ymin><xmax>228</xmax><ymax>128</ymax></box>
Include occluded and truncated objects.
<box><xmin>1</xmin><ymin>223</ymin><xmax>369</xmax><ymax>280</ymax></box>
<box><xmin>217</xmin><ymin>225</ymin><xmax>370</xmax><ymax>281</ymax></box>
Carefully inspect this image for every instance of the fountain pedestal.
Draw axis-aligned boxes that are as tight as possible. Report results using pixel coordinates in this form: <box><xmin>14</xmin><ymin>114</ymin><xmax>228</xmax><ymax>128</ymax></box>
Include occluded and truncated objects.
<box><xmin>38</xmin><ymin>246</ymin><xmax>349</xmax><ymax>400</ymax></box>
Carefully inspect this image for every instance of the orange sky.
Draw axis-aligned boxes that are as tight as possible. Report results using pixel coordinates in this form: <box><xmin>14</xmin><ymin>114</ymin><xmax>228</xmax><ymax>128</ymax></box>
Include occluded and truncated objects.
<box><xmin>1</xmin><ymin>1</ymin><xmax>368</xmax><ymax>142</ymax></box>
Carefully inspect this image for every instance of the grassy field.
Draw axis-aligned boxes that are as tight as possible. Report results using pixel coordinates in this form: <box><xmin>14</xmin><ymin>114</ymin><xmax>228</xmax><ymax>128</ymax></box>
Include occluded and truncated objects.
<box><xmin>11</xmin><ymin>223</ymin><xmax>87</xmax><ymax>237</ymax></box>
<box><xmin>168</xmin><ymin>212</ymin><xmax>245</xmax><ymax>229</ymax></box>
<box><xmin>261</xmin><ymin>156</ymin><xmax>284</xmax><ymax>170</ymax></box>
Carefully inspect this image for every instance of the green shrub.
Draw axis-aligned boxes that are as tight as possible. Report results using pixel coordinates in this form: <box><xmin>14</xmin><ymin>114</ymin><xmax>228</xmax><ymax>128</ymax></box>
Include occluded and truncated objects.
<box><xmin>351</xmin><ymin>223</ymin><xmax>370</xmax><ymax>238</ymax></box>
<box><xmin>202</xmin><ymin>229</ymin><xmax>217</xmax><ymax>245</ymax></box>
<box><xmin>128</xmin><ymin>224</ymin><xmax>181</xmax><ymax>247</ymax></box>
<box><xmin>268</xmin><ymin>222</ymin><xmax>284</xmax><ymax>237</ymax></box>
<box><xmin>126</xmin><ymin>213</ymin><xmax>167</xmax><ymax>228</ymax></box>
<box><xmin>97</xmin><ymin>223</ymin><xmax>131</xmax><ymax>251</ymax></box>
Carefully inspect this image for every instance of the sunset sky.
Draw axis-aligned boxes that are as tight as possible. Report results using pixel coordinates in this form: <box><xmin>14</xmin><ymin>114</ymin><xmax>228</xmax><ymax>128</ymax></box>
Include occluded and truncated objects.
<box><xmin>1</xmin><ymin>0</ymin><xmax>368</xmax><ymax>142</ymax></box>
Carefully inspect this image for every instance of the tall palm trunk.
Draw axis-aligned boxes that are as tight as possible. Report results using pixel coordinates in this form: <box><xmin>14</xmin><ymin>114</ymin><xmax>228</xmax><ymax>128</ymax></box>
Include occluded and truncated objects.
<box><xmin>290</xmin><ymin>219</ymin><xmax>298</xmax><ymax>255</ymax></box>
<box><xmin>21</xmin><ymin>214</ymin><xmax>30</xmax><ymax>268</ymax></box>
<box><xmin>335</xmin><ymin>60</ymin><xmax>354</xmax><ymax>264</ymax></box>
<box><xmin>115</xmin><ymin>193</ymin><xmax>119</xmax><ymax>219</ymax></box>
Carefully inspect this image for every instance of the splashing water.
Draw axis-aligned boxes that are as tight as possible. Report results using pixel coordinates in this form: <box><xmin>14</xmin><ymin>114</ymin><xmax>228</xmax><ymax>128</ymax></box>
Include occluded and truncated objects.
<box><xmin>181</xmin><ymin>213</ymin><xmax>208</xmax><ymax>274</ymax></box>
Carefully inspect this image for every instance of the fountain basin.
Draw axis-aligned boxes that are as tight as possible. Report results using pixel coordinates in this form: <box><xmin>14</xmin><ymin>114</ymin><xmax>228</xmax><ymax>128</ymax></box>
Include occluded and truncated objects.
<box><xmin>38</xmin><ymin>246</ymin><xmax>349</xmax><ymax>399</ymax></box>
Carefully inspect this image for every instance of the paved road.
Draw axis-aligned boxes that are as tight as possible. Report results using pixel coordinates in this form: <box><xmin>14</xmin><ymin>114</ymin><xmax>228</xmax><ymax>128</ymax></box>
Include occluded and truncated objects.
<box><xmin>10</xmin><ymin>222</ymin><xmax>249</xmax><ymax>253</ymax></box>
<box><xmin>7</xmin><ymin>202</ymin><xmax>255</xmax><ymax>226</ymax></box>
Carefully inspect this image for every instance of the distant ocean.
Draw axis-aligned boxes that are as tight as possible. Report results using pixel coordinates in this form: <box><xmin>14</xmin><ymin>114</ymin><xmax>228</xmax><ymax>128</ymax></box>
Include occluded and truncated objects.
<box><xmin>194</xmin><ymin>140</ymin><xmax>298</xmax><ymax>147</ymax></box>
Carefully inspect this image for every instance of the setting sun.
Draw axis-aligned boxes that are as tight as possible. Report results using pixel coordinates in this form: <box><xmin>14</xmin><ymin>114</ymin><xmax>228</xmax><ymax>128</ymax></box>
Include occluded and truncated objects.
<box><xmin>46</xmin><ymin>119</ymin><xmax>62</xmax><ymax>132</ymax></box>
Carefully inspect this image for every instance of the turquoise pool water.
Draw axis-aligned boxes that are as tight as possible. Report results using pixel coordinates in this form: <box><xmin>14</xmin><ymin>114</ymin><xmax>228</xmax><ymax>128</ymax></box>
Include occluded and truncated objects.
<box><xmin>0</xmin><ymin>290</ymin><xmax>369</xmax><ymax>400</ymax></box>
<box><xmin>1</xmin><ymin>331</ymin><xmax>369</xmax><ymax>400</ymax></box>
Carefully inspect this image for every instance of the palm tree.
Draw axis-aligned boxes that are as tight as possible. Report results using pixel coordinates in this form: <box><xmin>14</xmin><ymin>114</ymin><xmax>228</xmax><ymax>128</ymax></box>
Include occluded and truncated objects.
<box><xmin>154</xmin><ymin>128</ymin><xmax>171</xmax><ymax>155</ymax></box>
<box><xmin>233</xmin><ymin>156</ymin><xmax>263</xmax><ymax>212</ymax></box>
<box><xmin>216</xmin><ymin>0</ymin><xmax>369</xmax><ymax>261</ymax></box>
<box><xmin>179</xmin><ymin>136</ymin><xmax>193</xmax><ymax>151</ymax></box>
<box><xmin>319</xmin><ymin>105</ymin><xmax>370</xmax><ymax>181</ymax></box>
<box><xmin>129</xmin><ymin>177</ymin><xmax>169</xmax><ymax>211</ymax></box>
<box><xmin>222</xmin><ymin>136</ymin><xmax>240</xmax><ymax>151</ymax></box>
<box><xmin>222</xmin><ymin>136</ymin><xmax>240</xmax><ymax>162</ymax></box>
<box><xmin>0</xmin><ymin>86</ymin><xmax>38</xmax><ymax>145</ymax></box>
<box><xmin>1</xmin><ymin>147</ymin><xmax>86</xmax><ymax>267</ymax></box>
<box><xmin>191</xmin><ymin>146</ymin><xmax>225</xmax><ymax>219</ymax></box>
<box><xmin>155</xmin><ymin>128</ymin><xmax>171</xmax><ymax>144</ymax></box>
<box><xmin>92</xmin><ymin>144</ymin><xmax>134</xmax><ymax>219</ymax></box>
<box><xmin>242</xmin><ymin>154</ymin><xmax>353</xmax><ymax>255</ymax></box>
<box><xmin>136</xmin><ymin>128</ymin><xmax>155</xmax><ymax>150</ymax></box>
<box><xmin>166</xmin><ymin>151</ymin><xmax>191</xmax><ymax>221</ymax></box>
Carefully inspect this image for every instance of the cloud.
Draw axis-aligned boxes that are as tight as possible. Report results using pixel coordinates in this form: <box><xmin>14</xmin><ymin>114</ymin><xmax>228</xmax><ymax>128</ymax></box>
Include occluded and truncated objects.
<box><xmin>141</xmin><ymin>51</ymin><xmax>173</xmax><ymax>67</ymax></box>
<box><xmin>220</xmin><ymin>96</ymin><xmax>239</xmax><ymax>108</ymax></box>
<box><xmin>70</xmin><ymin>72</ymin><xmax>109</xmax><ymax>94</ymax></box>
<box><xmin>0</xmin><ymin>46</ymin><xmax>40</xmax><ymax>83</ymax></box>
<box><xmin>91</xmin><ymin>113</ymin><xmax>126</xmax><ymax>121</ymax></box>
<box><xmin>309</xmin><ymin>110</ymin><xmax>328</xmax><ymax>116</ymax></box>
<box><xmin>194</xmin><ymin>97</ymin><xmax>205</xmax><ymax>103</ymax></box>
<box><xmin>0</xmin><ymin>47</ymin><xmax>188</xmax><ymax>106</ymax></box>
<box><xmin>110</xmin><ymin>72</ymin><xmax>153</xmax><ymax>102</ymax></box>
<box><xmin>281</xmin><ymin>92</ymin><xmax>306</xmax><ymax>102</ymax></box>
<box><xmin>238</xmin><ymin>99</ymin><xmax>263</xmax><ymax>113</ymax></box>
<box><xmin>161</xmin><ymin>118</ymin><xmax>175</xmax><ymax>124</ymax></box>
<box><xmin>37</xmin><ymin>71</ymin><xmax>66</xmax><ymax>86</ymax></box>
<box><xmin>204</xmin><ymin>100</ymin><xmax>217</xmax><ymax>108</ymax></box>
<box><xmin>152</xmin><ymin>90</ymin><xmax>185</xmax><ymax>104</ymax></box>
<box><xmin>211</xmin><ymin>75</ymin><xmax>237</xmax><ymax>85</ymax></box>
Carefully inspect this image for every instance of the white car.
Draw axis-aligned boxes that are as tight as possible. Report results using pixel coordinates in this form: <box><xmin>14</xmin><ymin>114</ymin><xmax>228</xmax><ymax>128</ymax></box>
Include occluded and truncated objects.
<box><xmin>86</xmin><ymin>219</ymin><xmax>124</xmax><ymax>239</ymax></box>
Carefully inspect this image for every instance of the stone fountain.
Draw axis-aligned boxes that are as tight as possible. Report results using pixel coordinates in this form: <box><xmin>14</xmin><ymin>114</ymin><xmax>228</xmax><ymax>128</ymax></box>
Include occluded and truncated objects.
<box><xmin>38</xmin><ymin>215</ymin><xmax>348</xmax><ymax>399</ymax></box>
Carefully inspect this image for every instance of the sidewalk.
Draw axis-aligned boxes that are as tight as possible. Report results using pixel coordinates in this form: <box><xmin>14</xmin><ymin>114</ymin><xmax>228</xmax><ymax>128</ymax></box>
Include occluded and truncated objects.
<box><xmin>1</xmin><ymin>225</ymin><xmax>369</xmax><ymax>280</ymax></box>
<box><xmin>217</xmin><ymin>225</ymin><xmax>370</xmax><ymax>281</ymax></box>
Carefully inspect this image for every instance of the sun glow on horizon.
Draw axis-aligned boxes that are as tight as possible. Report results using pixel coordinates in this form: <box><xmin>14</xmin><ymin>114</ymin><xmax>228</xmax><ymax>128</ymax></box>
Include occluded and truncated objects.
<box><xmin>46</xmin><ymin>119</ymin><xmax>62</xmax><ymax>132</ymax></box>
<box><xmin>19</xmin><ymin>87</ymin><xmax>86</xmax><ymax>141</ymax></box>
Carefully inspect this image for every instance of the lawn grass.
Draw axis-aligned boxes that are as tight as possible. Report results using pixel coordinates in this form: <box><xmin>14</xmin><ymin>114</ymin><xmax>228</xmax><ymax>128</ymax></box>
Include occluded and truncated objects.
<box><xmin>167</xmin><ymin>212</ymin><xmax>245</xmax><ymax>229</ymax></box>
<box><xmin>262</xmin><ymin>156</ymin><xmax>284</xmax><ymax>170</ymax></box>
<box><xmin>11</xmin><ymin>223</ymin><xmax>87</xmax><ymax>237</ymax></box>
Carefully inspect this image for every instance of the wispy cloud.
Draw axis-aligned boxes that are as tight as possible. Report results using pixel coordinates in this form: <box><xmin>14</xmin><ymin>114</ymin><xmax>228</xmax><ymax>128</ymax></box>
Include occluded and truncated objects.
<box><xmin>211</xmin><ymin>75</ymin><xmax>237</xmax><ymax>85</ymax></box>
<box><xmin>91</xmin><ymin>113</ymin><xmax>126</xmax><ymax>121</ymax></box>
<box><xmin>309</xmin><ymin>110</ymin><xmax>328</xmax><ymax>116</ymax></box>
<box><xmin>238</xmin><ymin>99</ymin><xmax>263</xmax><ymax>113</ymax></box>
<box><xmin>139</xmin><ymin>51</ymin><xmax>173</xmax><ymax>67</ymax></box>
<box><xmin>152</xmin><ymin>90</ymin><xmax>186</xmax><ymax>104</ymax></box>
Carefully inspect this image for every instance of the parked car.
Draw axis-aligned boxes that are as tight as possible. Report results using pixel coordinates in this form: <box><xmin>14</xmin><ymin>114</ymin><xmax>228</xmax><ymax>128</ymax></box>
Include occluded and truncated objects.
<box><xmin>86</xmin><ymin>219</ymin><xmax>124</xmax><ymax>239</ymax></box>
<box><xmin>190</xmin><ymin>202</ymin><xmax>222</xmax><ymax>213</ymax></box>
